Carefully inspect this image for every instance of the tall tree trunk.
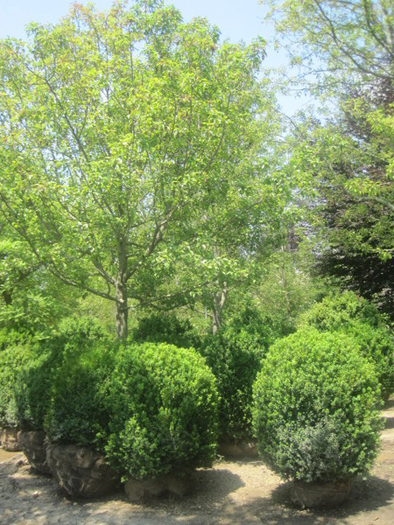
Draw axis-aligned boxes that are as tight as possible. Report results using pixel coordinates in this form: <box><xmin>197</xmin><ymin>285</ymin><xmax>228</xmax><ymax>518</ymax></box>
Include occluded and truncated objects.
<box><xmin>115</xmin><ymin>239</ymin><xmax>129</xmax><ymax>339</ymax></box>
<box><xmin>115</xmin><ymin>279</ymin><xmax>128</xmax><ymax>339</ymax></box>
<box><xmin>212</xmin><ymin>305</ymin><xmax>222</xmax><ymax>335</ymax></box>
<box><xmin>212</xmin><ymin>281</ymin><xmax>228</xmax><ymax>335</ymax></box>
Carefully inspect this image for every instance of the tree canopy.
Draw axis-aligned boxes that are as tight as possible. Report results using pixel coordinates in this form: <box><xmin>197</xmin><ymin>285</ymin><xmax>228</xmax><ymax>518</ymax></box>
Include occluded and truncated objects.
<box><xmin>0</xmin><ymin>0</ymin><xmax>284</xmax><ymax>337</ymax></box>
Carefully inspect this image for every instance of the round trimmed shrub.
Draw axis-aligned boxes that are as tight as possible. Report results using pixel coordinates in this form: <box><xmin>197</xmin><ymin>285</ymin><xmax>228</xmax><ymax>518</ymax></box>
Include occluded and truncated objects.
<box><xmin>299</xmin><ymin>291</ymin><xmax>382</xmax><ymax>331</ymax></box>
<box><xmin>344</xmin><ymin>321</ymin><xmax>394</xmax><ymax>401</ymax></box>
<box><xmin>300</xmin><ymin>292</ymin><xmax>394</xmax><ymax>400</ymax></box>
<box><xmin>105</xmin><ymin>343</ymin><xmax>218</xmax><ymax>481</ymax></box>
<box><xmin>253</xmin><ymin>328</ymin><xmax>383</xmax><ymax>483</ymax></box>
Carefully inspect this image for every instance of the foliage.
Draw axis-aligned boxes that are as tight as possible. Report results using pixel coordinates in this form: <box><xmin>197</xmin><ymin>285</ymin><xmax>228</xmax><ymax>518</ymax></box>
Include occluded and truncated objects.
<box><xmin>299</xmin><ymin>291</ymin><xmax>382</xmax><ymax>330</ymax></box>
<box><xmin>262</xmin><ymin>0</ymin><xmax>394</xmax><ymax>320</ymax></box>
<box><xmin>14</xmin><ymin>316</ymin><xmax>112</xmax><ymax>434</ymax></box>
<box><xmin>53</xmin><ymin>315</ymin><xmax>111</xmax><ymax>350</ymax></box>
<box><xmin>262</xmin><ymin>0</ymin><xmax>394</xmax><ymax>92</ymax></box>
<box><xmin>0</xmin><ymin>339</ymin><xmax>36</xmax><ymax>427</ymax></box>
<box><xmin>105</xmin><ymin>342</ymin><xmax>218</xmax><ymax>481</ymax></box>
<box><xmin>253</xmin><ymin>238</ymin><xmax>328</xmax><ymax>335</ymax></box>
<box><xmin>200</xmin><ymin>307</ymin><xmax>269</xmax><ymax>442</ymax></box>
<box><xmin>43</xmin><ymin>343</ymin><xmax>116</xmax><ymax>453</ymax></box>
<box><xmin>253</xmin><ymin>328</ymin><xmax>383</xmax><ymax>482</ymax></box>
<box><xmin>0</xmin><ymin>326</ymin><xmax>37</xmax><ymax>350</ymax></box>
<box><xmin>0</xmin><ymin>221</ymin><xmax>82</xmax><ymax>333</ymax></box>
<box><xmin>131</xmin><ymin>313</ymin><xmax>201</xmax><ymax>349</ymax></box>
<box><xmin>0</xmin><ymin>0</ymin><xmax>277</xmax><ymax>338</ymax></box>
<box><xmin>299</xmin><ymin>291</ymin><xmax>394</xmax><ymax>399</ymax></box>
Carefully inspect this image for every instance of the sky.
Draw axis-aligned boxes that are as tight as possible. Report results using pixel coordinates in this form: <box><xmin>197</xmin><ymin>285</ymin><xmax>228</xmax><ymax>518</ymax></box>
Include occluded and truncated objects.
<box><xmin>0</xmin><ymin>0</ymin><xmax>269</xmax><ymax>42</ymax></box>
<box><xmin>0</xmin><ymin>0</ymin><xmax>308</xmax><ymax>115</ymax></box>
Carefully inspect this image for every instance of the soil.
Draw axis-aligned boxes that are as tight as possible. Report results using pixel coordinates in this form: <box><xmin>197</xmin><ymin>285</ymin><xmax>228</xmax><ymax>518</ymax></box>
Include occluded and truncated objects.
<box><xmin>1</xmin><ymin>400</ymin><xmax>394</xmax><ymax>525</ymax></box>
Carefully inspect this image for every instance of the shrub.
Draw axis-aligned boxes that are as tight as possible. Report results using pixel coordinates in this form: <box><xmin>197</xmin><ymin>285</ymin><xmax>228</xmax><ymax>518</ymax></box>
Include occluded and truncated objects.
<box><xmin>200</xmin><ymin>308</ymin><xmax>270</xmax><ymax>442</ymax></box>
<box><xmin>253</xmin><ymin>328</ymin><xmax>383</xmax><ymax>483</ymax></box>
<box><xmin>0</xmin><ymin>340</ymin><xmax>36</xmax><ymax>428</ymax></box>
<box><xmin>131</xmin><ymin>313</ymin><xmax>201</xmax><ymax>349</ymax></box>
<box><xmin>43</xmin><ymin>343</ymin><xmax>116</xmax><ymax>453</ymax></box>
<box><xmin>300</xmin><ymin>292</ymin><xmax>394</xmax><ymax>400</ymax></box>
<box><xmin>14</xmin><ymin>348</ymin><xmax>55</xmax><ymax>432</ymax></box>
<box><xmin>54</xmin><ymin>315</ymin><xmax>110</xmax><ymax>352</ymax></box>
<box><xmin>105</xmin><ymin>343</ymin><xmax>218</xmax><ymax>481</ymax></box>
<box><xmin>0</xmin><ymin>327</ymin><xmax>34</xmax><ymax>351</ymax></box>
<box><xmin>14</xmin><ymin>316</ymin><xmax>113</xmax><ymax>436</ymax></box>
<box><xmin>345</xmin><ymin>321</ymin><xmax>394</xmax><ymax>401</ymax></box>
<box><xmin>299</xmin><ymin>291</ymin><xmax>382</xmax><ymax>331</ymax></box>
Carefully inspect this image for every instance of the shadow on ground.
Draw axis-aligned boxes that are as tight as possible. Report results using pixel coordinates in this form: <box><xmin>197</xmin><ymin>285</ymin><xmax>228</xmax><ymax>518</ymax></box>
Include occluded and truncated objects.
<box><xmin>384</xmin><ymin>415</ymin><xmax>394</xmax><ymax>430</ymax></box>
<box><xmin>384</xmin><ymin>399</ymin><xmax>394</xmax><ymax>410</ymax></box>
<box><xmin>245</xmin><ymin>475</ymin><xmax>394</xmax><ymax>525</ymax></box>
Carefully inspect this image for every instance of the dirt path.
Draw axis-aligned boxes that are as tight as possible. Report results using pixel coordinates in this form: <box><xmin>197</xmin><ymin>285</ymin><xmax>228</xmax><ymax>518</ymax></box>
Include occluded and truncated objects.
<box><xmin>1</xmin><ymin>402</ymin><xmax>394</xmax><ymax>524</ymax></box>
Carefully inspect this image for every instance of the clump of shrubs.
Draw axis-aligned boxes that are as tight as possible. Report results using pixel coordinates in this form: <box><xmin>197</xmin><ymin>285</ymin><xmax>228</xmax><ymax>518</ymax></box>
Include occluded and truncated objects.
<box><xmin>10</xmin><ymin>319</ymin><xmax>219</xmax><ymax>484</ymax></box>
<box><xmin>299</xmin><ymin>292</ymin><xmax>394</xmax><ymax>400</ymax></box>
<box><xmin>253</xmin><ymin>328</ymin><xmax>383</xmax><ymax>483</ymax></box>
<box><xmin>105</xmin><ymin>343</ymin><xmax>218</xmax><ymax>481</ymax></box>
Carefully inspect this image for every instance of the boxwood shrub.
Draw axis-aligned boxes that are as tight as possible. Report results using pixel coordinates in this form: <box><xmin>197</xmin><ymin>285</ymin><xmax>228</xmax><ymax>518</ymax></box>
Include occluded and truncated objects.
<box><xmin>14</xmin><ymin>316</ymin><xmax>112</xmax><ymax>437</ymax></box>
<box><xmin>0</xmin><ymin>340</ymin><xmax>36</xmax><ymax>428</ymax></box>
<box><xmin>43</xmin><ymin>342</ymin><xmax>116</xmax><ymax>453</ymax></box>
<box><xmin>253</xmin><ymin>328</ymin><xmax>383</xmax><ymax>483</ymax></box>
<box><xmin>200</xmin><ymin>308</ymin><xmax>271</xmax><ymax>443</ymax></box>
<box><xmin>299</xmin><ymin>291</ymin><xmax>383</xmax><ymax>331</ymax></box>
<box><xmin>300</xmin><ymin>292</ymin><xmax>394</xmax><ymax>400</ymax></box>
<box><xmin>105</xmin><ymin>343</ymin><xmax>218</xmax><ymax>481</ymax></box>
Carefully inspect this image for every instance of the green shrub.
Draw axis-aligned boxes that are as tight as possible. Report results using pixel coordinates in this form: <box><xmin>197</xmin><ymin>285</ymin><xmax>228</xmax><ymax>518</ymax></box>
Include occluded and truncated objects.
<box><xmin>54</xmin><ymin>315</ymin><xmax>110</xmax><ymax>352</ymax></box>
<box><xmin>345</xmin><ymin>321</ymin><xmax>394</xmax><ymax>401</ymax></box>
<box><xmin>43</xmin><ymin>343</ymin><xmax>116</xmax><ymax>453</ymax></box>
<box><xmin>0</xmin><ymin>340</ymin><xmax>36</xmax><ymax>428</ymax></box>
<box><xmin>131</xmin><ymin>313</ymin><xmax>201</xmax><ymax>349</ymax></box>
<box><xmin>200</xmin><ymin>308</ymin><xmax>269</xmax><ymax>442</ymax></box>
<box><xmin>14</xmin><ymin>348</ymin><xmax>55</xmax><ymax>432</ymax></box>
<box><xmin>105</xmin><ymin>343</ymin><xmax>218</xmax><ymax>481</ymax></box>
<box><xmin>14</xmin><ymin>316</ymin><xmax>113</xmax><ymax>436</ymax></box>
<box><xmin>0</xmin><ymin>327</ymin><xmax>32</xmax><ymax>350</ymax></box>
<box><xmin>253</xmin><ymin>328</ymin><xmax>383</xmax><ymax>483</ymax></box>
<box><xmin>300</xmin><ymin>292</ymin><xmax>394</xmax><ymax>400</ymax></box>
<box><xmin>299</xmin><ymin>291</ymin><xmax>382</xmax><ymax>331</ymax></box>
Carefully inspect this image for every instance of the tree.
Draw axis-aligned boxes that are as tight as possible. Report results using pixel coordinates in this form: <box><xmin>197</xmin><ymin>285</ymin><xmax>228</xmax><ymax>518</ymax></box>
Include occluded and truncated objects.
<box><xmin>262</xmin><ymin>0</ymin><xmax>394</xmax><ymax>315</ymax></box>
<box><xmin>262</xmin><ymin>0</ymin><xmax>394</xmax><ymax>92</ymax></box>
<box><xmin>0</xmin><ymin>220</ymin><xmax>80</xmax><ymax>332</ymax></box>
<box><xmin>0</xmin><ymin>0</ymin><xmax>270</xmax><ymax>338</ymax></box>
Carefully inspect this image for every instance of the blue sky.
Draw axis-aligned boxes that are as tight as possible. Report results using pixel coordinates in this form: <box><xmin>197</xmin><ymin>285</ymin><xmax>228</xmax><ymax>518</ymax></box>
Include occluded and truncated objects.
<box><xmin>0</xmin><ymin>0</ymin><xmax>308</xmax><ymax>115</ymax></box>
<box><xmin>0</xmin><ymin>0</ymin><xmax>270</xmax><ymax>42</ymax></box>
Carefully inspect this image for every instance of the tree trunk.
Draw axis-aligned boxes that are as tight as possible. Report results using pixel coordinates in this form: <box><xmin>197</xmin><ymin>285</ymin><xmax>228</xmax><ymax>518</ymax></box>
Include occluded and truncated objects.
<box><xmin>212</xmin><ymin>306</ymin><xmax>222</xmax><ymax>335</ymax></box>
<box><xmin>115</xmin><ymin>280</ymin><xmax>128</xmax><ymax>339</ymax></box>
<box><xmin>212</xmin><ymin>281</ymin><xmax>228</xmax><ymax>335</ymax></box>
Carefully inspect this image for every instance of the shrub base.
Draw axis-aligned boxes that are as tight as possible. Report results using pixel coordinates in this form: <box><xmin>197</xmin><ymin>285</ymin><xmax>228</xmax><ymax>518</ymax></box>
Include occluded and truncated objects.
<box><xmin>17</xmin><ymin>431</ymin><xmax>50</xmax><ymax>474</ymax></box>
<box><xmin>46</xmin><ymin>444</ymin><xmax>120</xmax><ymax>498</ymax></box>
<box><xmin>1</xmin><ymin>427</ymin><xmax>21</xmax><ymax>452</ymax></box>
<box><xmin>291</xmin><ymin>479</ymin><xmax>352</xmax><ymax>509</ymax></box>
